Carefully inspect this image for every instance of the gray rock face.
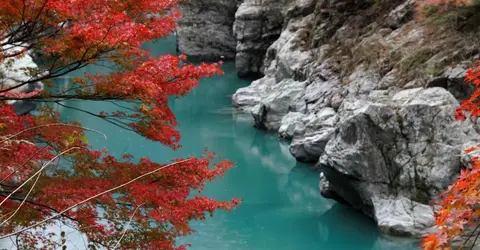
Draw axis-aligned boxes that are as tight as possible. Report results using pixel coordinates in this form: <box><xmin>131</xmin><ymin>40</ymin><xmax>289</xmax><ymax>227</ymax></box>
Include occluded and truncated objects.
<box><xmin>251</xmin><ymin>78</ymin><xmax>307</xmax><ymax>130</ymax></box>
<box><xmin>426</xmin><ymin>63</ymin><xmax>474</xmax><ymax>100</ymax></box>
<box><xmin>384</xmin><ymin>0</ymin><xmax>415</xmax><ymax>29</ymax></box>
<box><xmin>229</xmin><ymin>0</ymin><xmax>479</xmax><ymax>238</ymax></box>
<box><xmin>232</xmin><ymin>76</ymin><xmax>275</xmax><ymax>111</ymax></box>
<box><xmin>278</xmin><ymin>112</ymin><xmax>306</xmax><ymax>139</ymax></box>
<box><xmin>0</xmin><ymin>45</ymin><xmax>44</xmax><ymax>115</ymax></box>
<box><xmin>286</xmin><ymin>108</ymin><xmax>338</xmax><ymax>162</ymax></box>
<box><xmin>320</xmin><ymin>87</ymin><xmax>478</xmax><ymax>236</ymax></box>
<box><xmin>290</xmin><ymin>128</ymin><xmax>336</xmax><ymax>162</ymax></box>
<box><xmin>233</xmin><ymin>0</ymin><xmax>287</xmax><ymax>77</ymax></box>
<box><xmin>176</xmin><ymin>0</ymin><xmax>239</xmax><ymax>60</ymax></box>
<box><xmin>373</xmin><ymin>197</ymin><xmax>435</xmax><ymax>236</ymax></box>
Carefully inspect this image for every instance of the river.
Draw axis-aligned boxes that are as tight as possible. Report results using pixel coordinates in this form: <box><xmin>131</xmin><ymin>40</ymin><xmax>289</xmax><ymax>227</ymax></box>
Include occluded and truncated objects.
<box><xmin>1</xmin><ymin>37</ymin><xmax>420</xmax><ymax>249</ymax></box>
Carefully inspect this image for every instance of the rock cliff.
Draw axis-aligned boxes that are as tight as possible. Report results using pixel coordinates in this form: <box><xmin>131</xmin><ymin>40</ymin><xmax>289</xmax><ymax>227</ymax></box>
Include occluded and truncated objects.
<box><xmin>177</xmin><ymin>0</ymin><xmax>480</xmax><ymax>238</ymax></box>
<box><xmin>176</xmin><ymin>0</ymin><xmax>240</xmax><ymax>60</ymax></box>
<box><xmin>231</xmin><ymin>0</ymin><xmax>480</xmax><ymax>237</ymax></box>
<box><xmin>233</xmin><ymin>0</ymin><xmax>288</xmax><ymax>77</ymax></box>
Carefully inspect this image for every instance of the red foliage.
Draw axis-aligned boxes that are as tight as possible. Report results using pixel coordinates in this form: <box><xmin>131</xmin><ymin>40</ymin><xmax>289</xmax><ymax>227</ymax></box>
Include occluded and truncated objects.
<box><xmin>0</xmin><ymin>0</ymin><xmax>239</xmax><ymax>249</ymax></box>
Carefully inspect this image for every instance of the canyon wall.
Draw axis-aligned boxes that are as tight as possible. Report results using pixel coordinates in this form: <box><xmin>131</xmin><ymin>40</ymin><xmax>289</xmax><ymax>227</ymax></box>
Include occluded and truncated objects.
<box><xmin>179</xmin><ymin>0</ymin><xmax>480</xmax><ymax>238</ymax></box>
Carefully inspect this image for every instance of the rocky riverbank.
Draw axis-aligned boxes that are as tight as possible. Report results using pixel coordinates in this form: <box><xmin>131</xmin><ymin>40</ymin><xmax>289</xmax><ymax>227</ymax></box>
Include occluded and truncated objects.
<box><xmin>178</xmin><ymin>0</ymin><xmax>480</xmax><ymax>237</ymax></box>
<box><xmin>0</xmin><ymin>44</ymin><xmax>44</xmax><ymax>115</ymax></box>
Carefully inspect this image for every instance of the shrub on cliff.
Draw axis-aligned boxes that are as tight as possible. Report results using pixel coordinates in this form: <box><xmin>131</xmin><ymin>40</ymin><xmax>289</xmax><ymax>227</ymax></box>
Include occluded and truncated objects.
<box><xmin>418</xmin><ymin>0</ymin><xmax>480</xmax><ymax>31</ymax></box>
<box><xmin>0</xmin><ymin>0</ymin><xmax>239</xmax><ymax>249</ymax></box>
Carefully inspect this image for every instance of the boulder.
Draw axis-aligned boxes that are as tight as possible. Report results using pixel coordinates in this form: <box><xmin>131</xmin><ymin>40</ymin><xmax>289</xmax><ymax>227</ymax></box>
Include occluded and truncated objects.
<box><xmin>320</xmin><ymin>87</ymin><xmax>478</xmax><ymax>236</ymax></box>
<box><xmin>373</xmin><ymin>197</ymin><xmax>435</xmax><ymax>236</ymax></box>
<box><xmin>287</xmin><ymin>107</ymin><xmax>339</xmax><ymax>162</ymax></box>
<box><xmin>251</xmin><ymin>79</ymin><xmax>307</xmax><ymax>130</ymax></box>
<box><xmin>290</xmin><ymin>128</ymin><xmax>336</xmax><ymax>162</ymax></box>
<box><xmin>232</xmin><ymin>76</ymin><xmax>275</xmax><ymax>112</ymax></box>
<box><xmin>278</xmin><ymin>112</ymin><xmax>307</xmax><ymax>139</ymax></box>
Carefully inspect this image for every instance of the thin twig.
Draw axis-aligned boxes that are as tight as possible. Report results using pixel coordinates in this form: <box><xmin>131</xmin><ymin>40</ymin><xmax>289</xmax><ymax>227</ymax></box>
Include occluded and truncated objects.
<box><xmin>0</xmin><ymin>124</ymin><xmax>106</xmax><ymax>144</ymax></box>
<box><xmin>0</xmin><ymin>170</ymin><xmax>42</xmax><ymax>227</ymax></box>
<box><xmin>0</xmin><ymin>147</ymin><xmax>80</xmax><ymax>208</ymax></box>
<box><xmin>0</xmin><ymin>136</ymin><xmax>61</xmax><ymax>184</ymax></box>
<box><xmin>112</xmin><ymin>203</ymin><xmax>145</xmax><ymax>249</ymax></box>
<box><xmin>0</xmin><ymin>158</ymin><xmax>192</xmax><ymax>239</ymax></box>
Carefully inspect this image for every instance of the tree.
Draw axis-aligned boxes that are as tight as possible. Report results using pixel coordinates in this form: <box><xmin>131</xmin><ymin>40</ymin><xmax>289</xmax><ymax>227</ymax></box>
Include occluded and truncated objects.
<box><xmin>0</xmin><ymin>0</ymin><xmax>239</xmax><ymax>249</ymax></box>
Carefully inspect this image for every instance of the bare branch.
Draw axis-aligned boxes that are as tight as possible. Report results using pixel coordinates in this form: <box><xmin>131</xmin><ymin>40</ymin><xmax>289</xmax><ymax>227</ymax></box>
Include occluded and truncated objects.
<box><xmin>0</xmin><ymin>123</ymin><xmax>107</xmax><ymax>144</ymax></box>
<box><xmin>0</xmin><ymin>168</ymin><xmax>42</xmax><ymax>227</ymax></box>
<box><xmin>0</xmin><ymin>136</ymin><xmax>61</xmax><ymax>184</ymax></box>
<box><xmin>0</xmin><ymin>158</ymin><xmax>192</xmax><ymax>239</ymax></box>
<box><xmin>0</xmin><ymin>147</ymin><xmax>80</xmax><ymax>208</ymax></box>
<box><xmin>112</xmin><ymin>203</ymin><xmax>145</xmax><ymax>250</ymax></box>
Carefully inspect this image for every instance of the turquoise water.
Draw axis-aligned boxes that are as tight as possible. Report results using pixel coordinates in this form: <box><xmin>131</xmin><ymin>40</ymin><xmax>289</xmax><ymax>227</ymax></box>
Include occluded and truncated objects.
<box><xmin>53</xmin><ymin>37</ymin><xmax>419</xmax><ymax>249</ymax></box>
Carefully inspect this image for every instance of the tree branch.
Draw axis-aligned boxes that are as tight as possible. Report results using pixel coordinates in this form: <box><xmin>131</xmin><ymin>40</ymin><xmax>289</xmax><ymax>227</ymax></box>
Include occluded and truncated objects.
<box><xmin>0</xmin><ymin>158</ymin><xmax>193</xmax><ymax>239</ymax></box>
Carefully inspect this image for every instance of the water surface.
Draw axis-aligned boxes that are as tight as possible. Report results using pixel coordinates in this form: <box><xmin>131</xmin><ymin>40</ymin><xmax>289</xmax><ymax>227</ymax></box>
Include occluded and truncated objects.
<box><xmin>3</xmin><ymin>36</ymin><xmax>420</xmax><ymax>249</ymax></box>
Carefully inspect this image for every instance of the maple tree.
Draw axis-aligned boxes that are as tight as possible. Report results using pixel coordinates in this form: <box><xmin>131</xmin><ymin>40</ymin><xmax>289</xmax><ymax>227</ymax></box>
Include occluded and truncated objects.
<box><xmin>0</xmin><ymin>0</ymin><xmax>239</xmax><ymax>249</ymax></box>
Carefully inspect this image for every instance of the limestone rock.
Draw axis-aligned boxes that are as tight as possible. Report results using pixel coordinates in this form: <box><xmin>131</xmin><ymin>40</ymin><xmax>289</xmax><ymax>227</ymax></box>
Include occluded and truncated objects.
<box><xmin>0</xmin><ymin>45</ymin><xmax>44</xmax><ymax>115</ymax></box>
<box><xmin>251</xmin><ymin>79</ymin><xmax>307</xmax><ymax>130</ymax></box>
<box><xmin>229</xmin><ymin>0</ymin><xmax>480</xmax><ymax>237</ymax></box>
<box><xmin>233</xmin><ymin>0</ymin><xmax>286</xmax><ymax>77</ymax></box>
<box><xmin>373</xmin><ymin>197</ymin><xmax>435</xmax><ymax>237</ymax></box>
<box><xmin>232</xmin><ymin>76</ymin><xmax>275</xmax><ymax>112</ymax></box>
<box><xmin>426</xmin><ymin>63</ymin><xmax>474</xmax><ymax>100</ymax></box>
<box><xmin>290</xmin><ymin>128</ymin><xmax>336</xmax><ymax>162</ymax></box>
<box><xmin>384</xmin><ymin>0</ymin><xmax>415</xmax><ymax>29</ymax></box>
<box><xmin>286</xmin><ymin>108</ymin><xmax>339</xmax><ymax>162</ymax></box>
<box><xmin>176</xmin><ymin>0</ymin><xmax>239</xmax><ymax>60</ymax></box>
<box><xmin>320</xmin><ymin>87</ymin><xmax>478</xmax><ymax>236</ymax></box>
<box><xmin>278</xmin><ymin>112</ymin><xmax>306</xmax><ymax>139</ymax></box>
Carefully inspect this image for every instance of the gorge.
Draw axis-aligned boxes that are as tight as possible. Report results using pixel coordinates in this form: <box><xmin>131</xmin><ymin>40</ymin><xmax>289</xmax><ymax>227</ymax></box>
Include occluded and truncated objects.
<box><xmin>1</xmin><ymin>0</ymin><xmax>478</xmax><ymax>248</ymax></box>
<box><xmin>177</xmin><ymin>0</ymin><xmax>480</xmax><ymax>242</ymax></box>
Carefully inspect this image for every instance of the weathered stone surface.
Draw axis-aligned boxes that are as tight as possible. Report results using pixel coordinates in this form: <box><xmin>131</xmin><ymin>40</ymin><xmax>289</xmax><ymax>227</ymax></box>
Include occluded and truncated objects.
<box><xmin>232</xmin><ymin>76</ymin><xmax>275</xmax><ymax>111</ymax></box>
<box><xmin>373</xmin><ymin>197</ymin><xmax>435</xmax><ymax>236</ymax></box>
<box><xmin>287</xmin><ymin>108</ymin><xmax>338</xmax><ymax>162</ymax></box>
<box><xmin>278</xmin><ymin>112</ymin><xmax>306</xmax><ymax>139</ymax></box>
<box><xmin>251</xmin><ymin>79</ymin><xmax>307</xmax><ymax>130</ymax></box>
<box><xmin>426</xmin><ymin>63</ymin><xmax>475</xmax><ymax>100</ymax></box>
<box><xmin>290</xmin><ymin>128</ymin><xmax>336</xmax><ymax>162</ymax></box>
<box><xmin>320</xmin><ymin>87</ymin><xmax>478</xmax><ymax>236</ymax></box>
<box><xmin>384</xmin><ymin>0</ymin><xmax>415</xmax><ymax>29</ymax></box>
<box><xmin>233</xmin><ymin>0</ymin><xmax>287</xmax><ymax>77</ymax></box>
<box><xmin>176</xmin><ymin>0</ymin><xmax>239</xmax><ymax>60</ymax></box>
<box><xmin>229</xmin><ymin>0</ymin><xmax>480</xmax><ymax>237</ymax></box>
<box><xmin>0</xmin><ymin>45</ymin><xmax>44</xmax><ymax>115</ymax></box>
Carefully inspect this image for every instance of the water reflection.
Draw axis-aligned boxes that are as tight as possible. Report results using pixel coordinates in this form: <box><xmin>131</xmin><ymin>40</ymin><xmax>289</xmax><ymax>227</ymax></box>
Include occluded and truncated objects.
<box><xmin>0</xmin><ymin>35</ymin><xmax>422</xmax><ymax>249</ymax></box>
<box><xmin>284</xmin><ymin>163</ymin><xmax>334</xmax><ymax>214</ymax></box>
